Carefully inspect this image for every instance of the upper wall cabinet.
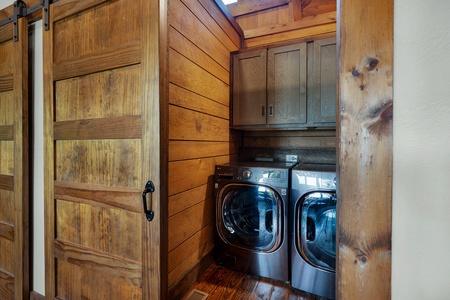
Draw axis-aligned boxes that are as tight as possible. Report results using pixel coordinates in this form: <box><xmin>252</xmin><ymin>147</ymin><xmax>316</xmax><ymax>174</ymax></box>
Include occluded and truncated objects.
<box><xmin>309</xmin><ymin>38</ymin><xmax>337</xmax><ymax>126</ymax></box>
<box><xmin>232</xmin><ymin>49</ymin><xmax>268</xmax><ymax>126</ymax></box>
<box><xmin>232</xmin><ymin>38</ymin><xmax>336</xmax><ymax>130</ymax></box>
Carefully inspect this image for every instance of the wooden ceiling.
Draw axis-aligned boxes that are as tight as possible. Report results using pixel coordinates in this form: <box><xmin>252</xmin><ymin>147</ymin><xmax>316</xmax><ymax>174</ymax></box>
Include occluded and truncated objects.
<box><xmin>224</xmin><ymin>0</ymin><xmax>337</xmax><ymax>48</ymax></box>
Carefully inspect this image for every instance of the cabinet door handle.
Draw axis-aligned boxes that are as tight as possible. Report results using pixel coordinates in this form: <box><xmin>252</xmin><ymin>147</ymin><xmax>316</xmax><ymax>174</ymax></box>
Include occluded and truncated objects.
<box><xmin>269</xmin><ymin>105</ymin><xmax>273</xmax><ymax>116</ymax></box>
<box><xmin>262</xmin><ymin>105</ymin><xmax>265</xmax><ymax>116</ymax></box>
<box><xmin>142</xmin><ymin>180</ymin><xmax>155</xmax><ymax>221</ymax></box>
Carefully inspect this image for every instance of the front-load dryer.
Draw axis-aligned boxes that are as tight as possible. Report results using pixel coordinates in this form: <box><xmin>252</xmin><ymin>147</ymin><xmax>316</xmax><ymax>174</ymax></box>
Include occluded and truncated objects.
<box><xmin>291</xmin><ymin>163</ymin><xmax>337</xmax><ymax>299</ymax></box>
<box><xmin>214</xmin><ymin>161</ymin><xmax>296</xmax><ymax>282</ymax></box>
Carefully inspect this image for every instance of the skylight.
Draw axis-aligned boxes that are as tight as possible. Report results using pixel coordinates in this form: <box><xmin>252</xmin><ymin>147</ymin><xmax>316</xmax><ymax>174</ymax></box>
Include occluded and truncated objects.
<box><xmin>222</xmin><ymin>0</ymin><xmax>237</xmax><ymax>5</ymax></box>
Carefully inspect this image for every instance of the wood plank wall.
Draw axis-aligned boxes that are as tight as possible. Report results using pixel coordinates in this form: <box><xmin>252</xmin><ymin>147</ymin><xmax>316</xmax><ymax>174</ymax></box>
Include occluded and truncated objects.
<box><xmin>227</xmin><ymin>0</ymin><xmax>336</xmax><ymax>48</ymax></box>
<box><xmin>241</xmin><ymin>130</ymin><xmax>337</xmax><ymax>163</ymax></box>
<box><xmin>167</xmin><ymin>0</ymin><xmax>241</xmax><ymax>294</ymax></box>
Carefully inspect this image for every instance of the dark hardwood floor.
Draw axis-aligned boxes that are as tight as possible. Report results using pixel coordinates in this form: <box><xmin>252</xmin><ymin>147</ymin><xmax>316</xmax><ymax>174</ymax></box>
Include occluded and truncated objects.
<box><xmin>182</xmin><ymin>263</ymin><xmax>325</xmax><ymax>300</ymax></box>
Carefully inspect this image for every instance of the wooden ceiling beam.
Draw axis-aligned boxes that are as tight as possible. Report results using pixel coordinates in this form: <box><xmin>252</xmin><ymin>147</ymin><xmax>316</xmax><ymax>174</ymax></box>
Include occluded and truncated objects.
<box><xmin>243</xmin><ymin>10</ymin><xmax>335</xmax><ymax>39</ymax></box>
<box><xmin>227</xmin><ymin>0</ymin><xmax>289</xmax><ymax>17</ymax></box>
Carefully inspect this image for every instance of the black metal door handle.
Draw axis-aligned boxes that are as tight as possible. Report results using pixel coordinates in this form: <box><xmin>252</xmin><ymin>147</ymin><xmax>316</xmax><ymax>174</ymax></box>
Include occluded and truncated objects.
<box><xmin>142</xmin><ymin>180</ymin><xmax>155</xmax><ymax>221</ymax></box>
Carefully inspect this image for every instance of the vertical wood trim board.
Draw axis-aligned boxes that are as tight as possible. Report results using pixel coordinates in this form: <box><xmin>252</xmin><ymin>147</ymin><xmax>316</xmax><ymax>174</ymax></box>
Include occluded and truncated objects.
<box><xmin>337</xmin><ymin>0</ymin><xmax>393</xmax><ymax>298</ymax></box>
<box><xmin>13</xmin><ymin>17</ymin><xmax>30</xmax><ymax>300</ymax></box>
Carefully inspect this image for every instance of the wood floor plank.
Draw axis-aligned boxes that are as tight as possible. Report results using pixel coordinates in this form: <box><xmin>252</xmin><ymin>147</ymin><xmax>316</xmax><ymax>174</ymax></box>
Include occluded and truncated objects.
<box><xmin>183</xmin><ymin>263</ymin><xmax>325</xmax><ymax>300</ymax></box>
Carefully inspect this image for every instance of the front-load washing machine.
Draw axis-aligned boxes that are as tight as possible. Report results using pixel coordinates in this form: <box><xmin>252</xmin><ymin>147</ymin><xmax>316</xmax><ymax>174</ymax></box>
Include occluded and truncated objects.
<box><xmin>214</xmin><ymin>161</ymin><xmax>296</xmax><ymax>282</ymax></box>
<box><xmin>291</xmin><ymin>163</ymin><xmax>337</xmax><ymax>299</ymax></box>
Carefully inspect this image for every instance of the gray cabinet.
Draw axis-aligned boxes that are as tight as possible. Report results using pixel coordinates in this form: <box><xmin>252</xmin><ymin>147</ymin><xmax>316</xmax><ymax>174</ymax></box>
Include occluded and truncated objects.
<box><xmin>232</xmin><ymin>38</ymin><xmax>336</xmax><ymax>130</ymax></box>
<box><xmin>308</xmin><ymin>38</ymin><xmax>337</xmax><ymax>127</ymax></box>
<box><xmin>232</xmin><ymin>50</ymin><xmax>267</xmax><ymax>126</ymax></box>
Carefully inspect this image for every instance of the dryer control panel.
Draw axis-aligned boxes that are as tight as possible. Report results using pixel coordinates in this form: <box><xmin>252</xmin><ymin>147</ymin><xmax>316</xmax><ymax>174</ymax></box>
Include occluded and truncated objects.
<box><xmin>215</xmin><ymin>164</ymin><xmax>290</xmax><ymax>188</ymax></box>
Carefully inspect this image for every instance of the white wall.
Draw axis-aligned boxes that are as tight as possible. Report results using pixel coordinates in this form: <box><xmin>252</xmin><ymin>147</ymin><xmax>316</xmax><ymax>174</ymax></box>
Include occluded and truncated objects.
<box><xmin>392</xmin><ymin>0</ymin><xmax>450</xmax><ymax>299</ymax></box>
<box><xmin>29</xmin><ymin>20</ymin><xmax>45</xmax><ymax>296</ymax></box>
<box><xmin>0</xmin><ymin>0</ymin><xmax>45</xmax><ymax>296</ymax></box>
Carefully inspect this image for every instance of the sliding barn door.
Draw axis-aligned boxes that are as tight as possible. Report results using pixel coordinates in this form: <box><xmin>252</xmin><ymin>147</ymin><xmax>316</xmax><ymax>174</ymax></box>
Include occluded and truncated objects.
<box><xmin>43</xmin><ymin>0</ymin><xmax>164</xmax><ymax>299</ymax></box>
<box><xmin>0</xmin><ymin>17</ymin><xmax>29</xmax><ymax>300</ymax></box>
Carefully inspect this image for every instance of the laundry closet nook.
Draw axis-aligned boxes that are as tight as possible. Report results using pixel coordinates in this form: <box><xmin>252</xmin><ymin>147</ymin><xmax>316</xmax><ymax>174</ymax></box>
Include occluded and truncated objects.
<box><xmin>0</xmin><ymin>0</ymin><xmax>395</xmax><ymax>299</ymax></box>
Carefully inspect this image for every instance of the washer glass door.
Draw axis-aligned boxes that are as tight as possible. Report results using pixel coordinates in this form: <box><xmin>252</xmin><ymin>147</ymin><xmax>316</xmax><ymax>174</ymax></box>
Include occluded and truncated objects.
<box><xmin>297</xmin><ymin>191</ymin><xmax>336</xmax><ymax>271</ymax></box>
<box><xmin>218</xmin><ymin>184</ymin><xmax>282</xmax><ymax>252</ymax></box>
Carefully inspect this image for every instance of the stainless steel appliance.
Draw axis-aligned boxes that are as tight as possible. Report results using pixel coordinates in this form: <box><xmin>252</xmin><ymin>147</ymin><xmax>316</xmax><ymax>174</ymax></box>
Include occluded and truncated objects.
<box><xmin>291</xmin><ymin>163</ymin><xmax>337</xmax><ymax>299</ymax></box>
<box><xmin>214</xmin><ymin>161</ymin><xmax>296</xmax><ymax>282</ymax></box>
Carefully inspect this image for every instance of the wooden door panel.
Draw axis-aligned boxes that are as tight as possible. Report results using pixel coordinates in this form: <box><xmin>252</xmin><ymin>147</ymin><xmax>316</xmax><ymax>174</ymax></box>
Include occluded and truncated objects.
<box><xmin>0</xmin><ymin>13</ymin><xmax>29</xmax><ymax>300</ymax></box>
<box><xmin>45</xmin><ymin>0</ymin><xmax>162</xmax><ymax>298</ymax></box>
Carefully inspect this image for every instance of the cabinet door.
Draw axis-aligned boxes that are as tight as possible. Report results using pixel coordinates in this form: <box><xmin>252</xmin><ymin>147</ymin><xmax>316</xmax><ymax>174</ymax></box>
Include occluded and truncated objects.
<box><xmin>232</xmin><ymin>50</ymin><xmax>267</xmax><ymax>126</ymax></box>
<box><xmin>268</xmin><ymin>43</ymin><xmax>307</xmax><ymax>126</ymax></box>
<box><xmin>311</xmin><ymin>38</ymin><xmax>337</xmax><ymax>125</ymax></box>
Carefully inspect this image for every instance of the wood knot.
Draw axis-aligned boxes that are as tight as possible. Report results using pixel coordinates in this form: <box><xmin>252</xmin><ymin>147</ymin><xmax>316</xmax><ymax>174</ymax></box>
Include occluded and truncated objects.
<box><xmin>367</xmin><ymin>101</ymin><xmax>393</xmax><ymax>137</ymax></box>
<box><xmin>368</xmin><ymin>57</ymin><xmax>379</xmax><ymax>71</ymax></box>
<box><xmin>352</xmin><ymin>69</ymin><xmax>360</xmax><ymax>77</ymax></box>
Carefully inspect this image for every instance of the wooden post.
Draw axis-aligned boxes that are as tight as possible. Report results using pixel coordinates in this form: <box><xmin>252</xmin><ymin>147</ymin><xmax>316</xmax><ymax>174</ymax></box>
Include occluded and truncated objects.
<box><xmin>337</xmin><ymin>0</ymin><xmax>393</xmax><ymax>299</ymax></box>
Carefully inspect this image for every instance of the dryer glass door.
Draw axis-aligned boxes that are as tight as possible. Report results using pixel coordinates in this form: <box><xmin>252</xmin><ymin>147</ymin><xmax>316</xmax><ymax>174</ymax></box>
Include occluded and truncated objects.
<box><xmin>297</xmin><ymin>191</ymin><xmax>336</xmax><ymax>271</ymax></box>
<box><xmin>218</xmin><ymin>184</ymin><xmax>282</xmax><ymax>252</ymax></box>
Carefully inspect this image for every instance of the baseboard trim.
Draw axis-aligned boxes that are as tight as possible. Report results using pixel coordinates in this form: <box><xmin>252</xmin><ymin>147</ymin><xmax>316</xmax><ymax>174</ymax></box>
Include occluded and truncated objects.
<box><xmin>168</xmin><ymin>251</ymin><xmax>214</xmax><ymax>300</ymax></box>
<box><xmin>30</xmin><ymin>291</ymin><xmax>45</xmax><ymax>300</ymax></box>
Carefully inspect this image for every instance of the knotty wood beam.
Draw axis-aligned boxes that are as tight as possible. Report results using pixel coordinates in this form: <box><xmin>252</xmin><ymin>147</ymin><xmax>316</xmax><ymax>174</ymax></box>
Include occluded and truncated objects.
<box><xmin>337</xmin><ymin>0</ymin><xmax>393</xmax><ymax>298</ymax></box>
<box><xmin>227</xmin><ymin>0</ymin><xmax>288</xmax><ymax>17</ymax></box>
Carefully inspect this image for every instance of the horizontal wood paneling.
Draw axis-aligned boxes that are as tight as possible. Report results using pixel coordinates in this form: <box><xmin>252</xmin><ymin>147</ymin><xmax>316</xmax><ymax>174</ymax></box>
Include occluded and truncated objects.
<box><xmin>244</xmin><ymin>11</ymin><xmax>336</xmax><ymax>39</ymax></box>
<box><xmin>169</xmin><ymin>0</ymin><xmax>231</xmax><ymax>71</ymax></box>
<box><xmin>0</xmin><ymin>126</ymin><xmax>13</xmax><ymax>141</ymax></box>
<box><xmin>0</xmin><ymin>221</ymin><xmax>14</xmax><ymax>241</ymax></box>
<box><xmin>168</xmin><ymin>199</ymin><xmax>214</xmax><ymax>252</ymax></box>
<box><xmin>0</xmin><ymin>174</ymin><xmax>13</xmax><ymax>191</ymax></box>
<box><xmin>55</xmin><ymin>139</ymin><xmax>141</xmax><ymax>188</ymax></box>
<box><xmin>168</xmin><ymin>155</ymin><xmax>234</xmax><ymax>196</ymax></box>
<box><xmin>54</xmin><ymin>181</ymin><xmax>141</xmax><ymax>213</ymax></box>
<box><xmin>169</xmin><ymin>28</ymin><xmax>229</xmax><ymax>84</ymax></box>
<box><xmin>168</xmin><ymin>223</ymin><xmax>214</xmax><ymax>273</ymax></box>
<box><xmin>168</xmin><ymin>182</ymin><xmax>214</xmax><ymax>217</ymax></box>
<box><xmin>168</xmin><ymin>225</ymin><xmax>214</xmax><ymax>284</ymax></box>
<box><xmin>54</xmin><ymin>239</ymin><xmax>142</xmax><ymax>287</ymax></box>
<box><xmin>0</xmin><ymin>238</ymin><xmax>14</xmax><ymax>274</ymax></box>
<box><xmin>56</xmin><ymin>259</ymin><xmax>142</xmax><ymax>299</ymax></box>
<box><xmin>243</xmin><ymin>130</ymin><xmax>336</xmax><ymax>148</ymax></box>
<box><xmin>229</xmin><ymin>0</ymin><xmax>336</xmax><ymax>48</ymax></box>
<box><xmin>169</xmin><ymin>84</ymin><xmax>229</xmax><ymax>119</ymax></box>
<box><xmin>169</xmin><ymin>49</ymin><xmax>229</xmax><ymax>106</ymax></box>
<box><xmin>55</xmin><ymin>199</ymin><xmax>142</xmax><ymax>261</ymax></box>
<box><xmin>0</xmin><ymin>23</ymin><xmax>12</xmax><ymax>44</ymax></box>
<box><xmin>243</xmin><ymin>23</ymin><xmax>336</xmax><ymax>48</ymax></box>
<box><xmin>227</xmin><ymin>0</ymin><xmax>288</xmax><ymax>17</ymax></box>
<box><xmin>0</xmin><ymin>75</ymin><xmax>13</xmax><ymax>92</ymax></box>
<box><xmin>0</xmin><ymin>269</ymin><xmax>14</xmax><ymax>300</ymax></box>
<box><xmin>181</xmin><ymin>0</ymin><xmax>239</xmax><ymax>52</ymax></box>
<box><xmin>54</xmin><ymin>116</ymin><xmax>141</xmax><ymax>140</ymax></box>
<box><xmin>168</xmin><ymin>0</ymin><xmax>241</xmax><ymax>290</ymax></box>
<box><xmin>0</xmin><ymin>189</ymin><xmax>13</xmax><ymax>227</ymax></box>
<box><xmin>197</xmin><ymin>0</ymin><xmax>241</xmax><ymax>49</ymax></box>
<box><xmin>169</xmin><ymin>140</ymin><xmax>239</xmax><ymax>161</ymax></box>
<box><xmin>53</xmin><ymin>41</ymin><xmax>141</xmax><ymax>81</ymax></box>
<box><xmin>52</xmin><ymin>0</ymin><xmax>109</xmax><ymax>22</ymax></box>
<box><xmin>169</xmin><ymin>106</ymin><xmax>231</xmax><ymax>142</ymax></box>
<box><xmin>55</xmin><ymin>65</ymin><xmax>142</xmax><ymax>122</ymax></box>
